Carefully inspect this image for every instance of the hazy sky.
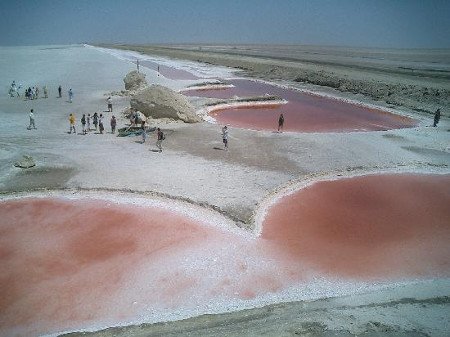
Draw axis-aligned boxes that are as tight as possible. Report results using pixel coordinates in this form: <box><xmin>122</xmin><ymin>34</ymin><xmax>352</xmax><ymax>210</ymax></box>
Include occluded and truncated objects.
<box><xmin>1</xmin><ymin>0</ymin><xmax>449</xmax><ymax>48</ymax></box>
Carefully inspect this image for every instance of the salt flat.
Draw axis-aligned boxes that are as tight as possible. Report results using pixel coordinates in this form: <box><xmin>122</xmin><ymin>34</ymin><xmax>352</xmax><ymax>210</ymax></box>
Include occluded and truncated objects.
<box><xmin>0</xmin><ymin>44</ymin><xmax>449</xmax><ymax>337</ymax></box>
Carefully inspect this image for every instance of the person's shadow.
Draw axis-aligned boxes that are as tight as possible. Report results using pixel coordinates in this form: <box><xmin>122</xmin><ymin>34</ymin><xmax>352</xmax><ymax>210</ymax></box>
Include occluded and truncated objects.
<box><xmin>213</xmin><ymin>147</ymin><xmax>224</xmax><ymax>150</ymax></box>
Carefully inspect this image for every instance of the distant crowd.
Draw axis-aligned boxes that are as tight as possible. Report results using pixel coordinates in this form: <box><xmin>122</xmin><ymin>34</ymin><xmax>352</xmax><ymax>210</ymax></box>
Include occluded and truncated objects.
<box><xmin>9</xmin><ymin>81</ymin><xmax>72</xmax><ymax>102</ymax></box>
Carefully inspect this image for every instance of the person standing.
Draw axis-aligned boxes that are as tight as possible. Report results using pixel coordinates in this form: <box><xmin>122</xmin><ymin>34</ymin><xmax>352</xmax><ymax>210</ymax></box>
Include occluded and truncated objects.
<box><xmin>87</xmin><ymin>113</ymin><xmax>91</xmax><ymax>131</ymax></box>
<box><xmin>222</xmin><ymin>125</ymin><xmax>228</xmax><ymax>150</ymax></box>
<box><xmin>43</xmin><ymin>85</ymin><xmax>48</xmax><ymax>98</ymax></box>
<box><xmin>69</xmin><ymin>113</ymin><xmax>76</xmax><ymax>134</ymax></box>
<box><xmin>136</xmin><ymin>59</ymin><xmax>140</xmax><ymax>73</ymax></box>
<box><xmin>110</xmin><ymin>115</ymin><xmax>117</xmax><ymax>134</ymax></box>
<box><xmin>58</xmin><ymin>85</ymin><xmax>62</xmax><ymax>98</ymax></box>
<box><xmin>68</xmin><ymin>88</ymin><xmax>73</xmax><ymax>103</ymax></box>
<box><xmin>35</xmin><ymin>86</ymin><xmax>39</xmax><ymax>99</ymax></box>
<box><xmin>278</xmin><ymin>113</ymin><xmax>284</xmax><ymax>132</ymax></box>
<box><xmin>28</xmin><ymin>109</ymin><xmax>36</xmax><ymax>130</ymax></box>
<box><xmin>433</xmin><ymin>108</ymin><xmax>441</xmax><ymax>127</ymax></box>
<box><xmin>81</xmin><ymin>114</ymin><xmax>87</xmax><ymax>134</ymax></box>
<box><xmin>141</xmin><ymin>121</ymin><xmax>147</xmax><ymax>143</ymax></box>
<box><xmin>156</xmin><ymin>127</ymin><xmax>164</xmax><ymax>152</ymax></box>
<box><xmin>107</xmin><ymin>96</ymin><xmax>112</xmax><ymax>112</ymax></box>
<box><xmin>93</xmin><ymin>112</ymin><xmax>98</xmax><ymax>131</ymax></box>
<box><xmin>99</xmin><ymin>113</ymin><xmax>104</xmax><ymax>134</ymax></box>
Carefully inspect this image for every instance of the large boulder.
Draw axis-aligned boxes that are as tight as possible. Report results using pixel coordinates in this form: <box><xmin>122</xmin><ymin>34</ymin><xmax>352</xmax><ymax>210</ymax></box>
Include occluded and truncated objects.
<box><xmin>130</xmin><ymin>85</ymin><xmax>201</xmax><ymax>123</ymax></box>
<box><xmin>123</xmin><ymin>71</ymin><xmax>147</xmax><ymax>91</ymax></box>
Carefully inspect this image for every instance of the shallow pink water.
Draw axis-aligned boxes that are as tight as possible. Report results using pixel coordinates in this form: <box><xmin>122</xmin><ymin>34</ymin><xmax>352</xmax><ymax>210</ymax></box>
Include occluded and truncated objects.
<box><xmin>262</xmin><ymin>174</ymin><xmax>450</xmax><ymax>279</ymax></box>
<box><xmin>1</xmin><ymin>174</ymin><xmax>449</xmax><ymax>336</ymax></box>
<box><xmin>185</xmin><ymin>79</ymin><xmax>416</xmax><ymax>132</ymax></box>
<box><xmin>140</xmin><ymin>60</ymin><xmax>199</xmax><ymax>80</ymax></box>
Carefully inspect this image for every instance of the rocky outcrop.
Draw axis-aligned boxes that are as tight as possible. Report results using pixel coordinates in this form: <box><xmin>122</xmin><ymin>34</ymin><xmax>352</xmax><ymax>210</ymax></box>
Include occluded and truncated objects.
<box><xmin>130</xmin><ymin>85</ymin><xmax>201</xmax><ymax>123</ymax></box>
<box><xmin>123</xmin><ymin>71</ymin><xmax>147</xmax><ymax>91</ymax></box>
<box><xmin>14</xmin><ymin>155</ymin><xmax>36</xmax><ymax>168</ymax></box>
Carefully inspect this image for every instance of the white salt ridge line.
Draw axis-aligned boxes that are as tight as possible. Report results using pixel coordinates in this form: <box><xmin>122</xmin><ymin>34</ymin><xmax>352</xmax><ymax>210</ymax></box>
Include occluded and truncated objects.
<box><xmin>180</xmin><ymin>84</ymin><xmax>235</xmax><ymax>92</ymax></box>
<box><xmin>0</xmin><ymin>190</ymin><xmax>252</xmax><ymax>239</ymax></box>
<box><xmin>87</xmin><ymin>45</ymin><xmax>235</xmax><ymax>79</ymax></box>
<box><xmin>44</xmin><ymin>276</ymin><xmax>438</xmax><ymax>337</ymax></box>
<box><xmin>198</xmin><ymin>99</ymin><xmax>288</xmax><ymax>123</ymax></box>
<box><xmin>253</xmin><ymin>167</ymin><xmax>450</xmax><ymax>236</ymax></box>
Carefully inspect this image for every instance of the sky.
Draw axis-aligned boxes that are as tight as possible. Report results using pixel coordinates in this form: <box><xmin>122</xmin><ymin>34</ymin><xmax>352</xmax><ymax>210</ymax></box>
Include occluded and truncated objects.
<box><xmin>1</xmin><ymin>0</ymin><xmax>449</xmax><ymax>48</ymax></box>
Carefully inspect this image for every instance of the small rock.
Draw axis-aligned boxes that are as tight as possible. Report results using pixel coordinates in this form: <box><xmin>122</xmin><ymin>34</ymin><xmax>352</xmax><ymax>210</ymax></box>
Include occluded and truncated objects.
<box><xmin>14</xmin><ymin>155</ymin><xmax>36</xmax><ymax>168</ymax></box>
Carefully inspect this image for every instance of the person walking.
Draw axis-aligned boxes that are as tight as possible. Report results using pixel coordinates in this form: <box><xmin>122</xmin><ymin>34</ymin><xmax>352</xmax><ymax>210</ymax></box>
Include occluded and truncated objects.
<box><xmin>58</xmin><ymin>85</ymin><xmax>62</xmax><ymax>98</ymax></box>
<box><xmin>433</xmin><ymin>108</ymin><xmax>441</xmax><ymax>127</ymax></box>
<box><xmin>110</xmin><ymin>115</ymin><xmax>117</xmax><ymax>134</ymax></box>
<box><xmin>107</xmin><ymin>96</ymin><xmax>113</xmax><ymax>112</ymax></box>
<box><xmin>222</xmin><ymin>125</ymin><xmax>228</xmax><ymax>150</ymax></box>
<box><xmin>68</xmin><ymin>88</ymin><xmax>73</xmax><ymax>103</ymax></box>
<box><xmin>156</xmin><ymin>127</ymin><xmax>164</xmax><ymax>152</ymax></box>
<box><xmin>69</xmin><ymin>113</ymin><xmax>76</xmax><ymax>134</ymax></box>
<box><xmin>99</xmin><ymin>113</ymin><xmax>104</xmax><ymax>134</ymax></box>
<box><xmin>81</xmin><ymin>114</ymin><xmax>87</xmax><ymax>134</ymax></box>
<box><xmin>28</xmin><ymin>109</ymin><xmax>37</xmax><ymax>130</ymax></box>
<box><xmin>278</xmin><ymin>113</ymin><xmax>284</xmax><ymax>132</ymax></box>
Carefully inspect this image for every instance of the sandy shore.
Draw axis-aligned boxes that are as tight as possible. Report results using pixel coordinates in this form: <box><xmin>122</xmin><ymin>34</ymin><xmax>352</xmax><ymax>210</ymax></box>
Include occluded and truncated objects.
<box><xmin>0</xmin><ymin>44</ymin><xmax>449</xmax><ymax>336</ymax></box>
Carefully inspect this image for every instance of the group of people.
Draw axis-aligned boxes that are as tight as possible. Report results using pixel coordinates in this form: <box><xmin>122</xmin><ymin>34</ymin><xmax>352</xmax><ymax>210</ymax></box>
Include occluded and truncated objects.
<box><xmin>9</xmin><ymin>81</ymin><xmax>76</xmax><ymax>102</ymax></box>
<box><xmin>9</xmin><ymin>81</ymin><xmax>49</xmax><ymax>100</ymax></box>
<box><xmin>68</xmin><ymin>112</ymin><xmax>116</xmax><ymax>135</ymax></box>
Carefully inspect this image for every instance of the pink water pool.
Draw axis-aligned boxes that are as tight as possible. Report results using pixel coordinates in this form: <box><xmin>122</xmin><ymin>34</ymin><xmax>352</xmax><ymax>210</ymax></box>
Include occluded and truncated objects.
<box><xmin>140</xmin><ymin>60</ymin><xmax>199</xmax><ymax>80</ymax></box>
<box><xmin>1</xmin><ymin>174</ymin><xmax>448</xmax><ymax>336</ymax></box>
<box><xmin>185</xmin><ymin>79</ymin><xmax>416</xmax><ymax>132</ymax></box>
<box><xmin>262</xmin><ymin>174</ymin><xmax>450</xmax><ymax>279</ymax></box>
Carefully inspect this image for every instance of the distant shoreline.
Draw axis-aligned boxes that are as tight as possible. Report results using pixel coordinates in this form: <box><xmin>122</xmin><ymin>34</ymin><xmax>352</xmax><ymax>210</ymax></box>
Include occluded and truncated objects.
<box><xmin>97</xmin><ymin>43</ymin><xmax>450</xmax><ymax>117</ymax></box>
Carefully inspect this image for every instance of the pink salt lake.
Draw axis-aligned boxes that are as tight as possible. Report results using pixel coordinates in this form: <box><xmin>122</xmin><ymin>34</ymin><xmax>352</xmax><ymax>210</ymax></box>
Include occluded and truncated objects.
<box><xmin>184</xmin><ymin>79</ymin><xmax>417</xmax><ymax>132</ymax></box>
<box><xmin>1</xmin><ymin>174</ymin><xmax>449</xmax><ymax>336</ymax></box>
